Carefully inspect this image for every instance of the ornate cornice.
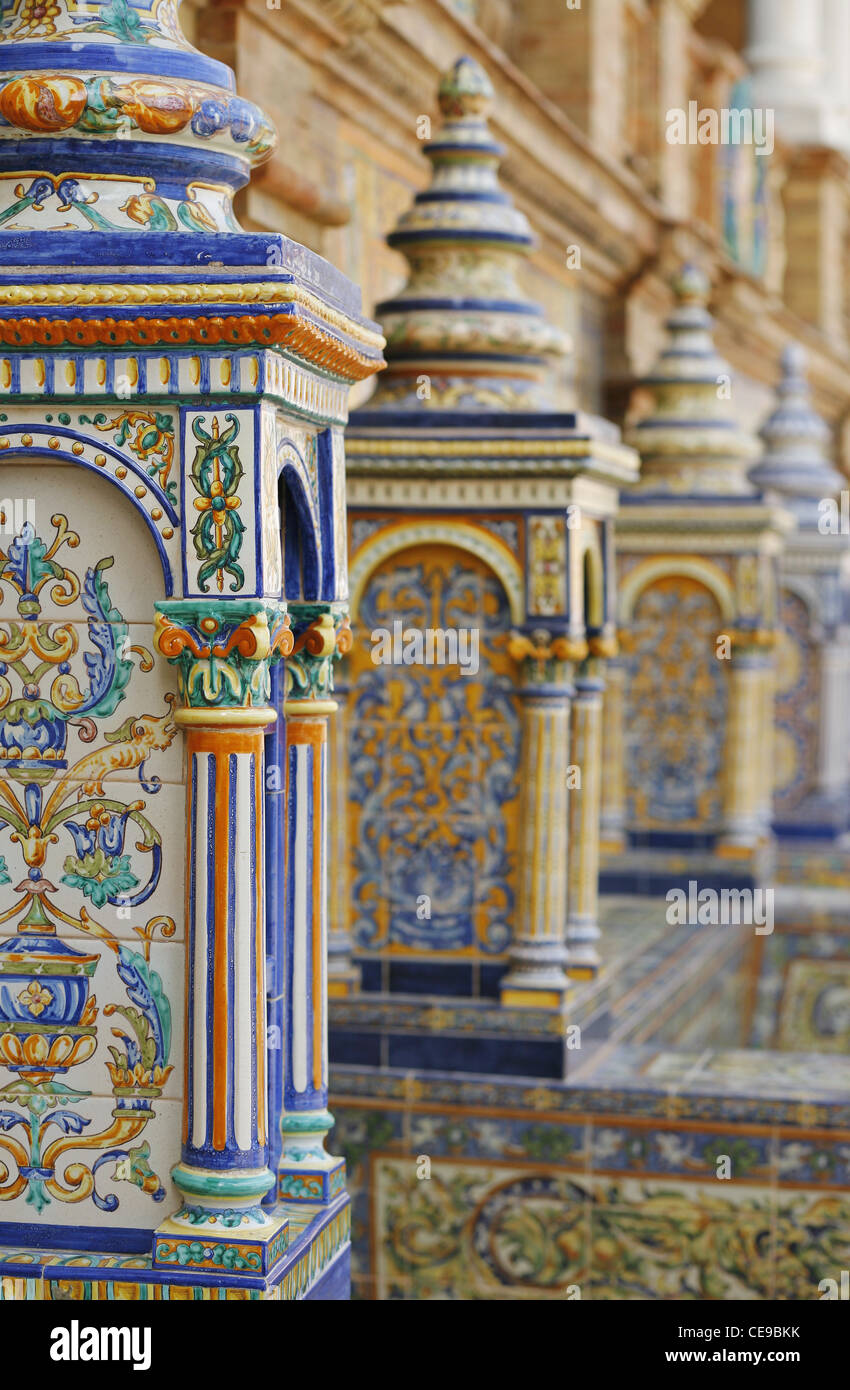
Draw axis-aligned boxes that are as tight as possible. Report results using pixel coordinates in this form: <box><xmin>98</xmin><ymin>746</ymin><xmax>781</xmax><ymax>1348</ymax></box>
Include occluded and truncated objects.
<box><xmin>0</xmin><ymin>310</ymin><xmax>381</xmax><ymax>379</ymax></box>
<box><xmin>285</xmin><ymin>605</ymin><xmax>352</xmax><ymax>709</ymax></box>
<box><xmin>0</xmin><ymin>276</ymin><xmax>384</xmax><ymax>378</ymax></box>
<box><xmin>0</xmin><ymin>279</ymin><xmax>383</xmax><ymax>345</ymax></box>
<box><xmin>345</xmin><ymin>431</ymin><xmax>638</xmax><ymax>487</ymax></box>
<box><xmin>154</xmin><ymin>599</ymin><xmax>292</xmax><ymax>712</ymax></box>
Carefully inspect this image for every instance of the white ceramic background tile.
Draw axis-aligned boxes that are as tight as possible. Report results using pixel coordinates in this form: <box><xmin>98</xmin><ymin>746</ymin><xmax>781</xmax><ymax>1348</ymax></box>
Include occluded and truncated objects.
<box><xmin>0</xmin><ymin>462</ymin><xmax>173</xmax><ymax>621</ymax></box>
<box><xmin>0</xmin><ymin>777</ymin><xmax>186</xmax><ymax>943</ymax></box>
<box><xmin>0</xmin><ymin>1095</ymin><xmax>182</xmax><ymax>1233</ymax></box>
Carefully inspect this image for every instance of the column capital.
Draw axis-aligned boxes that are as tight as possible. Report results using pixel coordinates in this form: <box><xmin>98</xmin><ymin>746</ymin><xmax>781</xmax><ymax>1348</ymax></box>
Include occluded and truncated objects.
<box><xmin>728</xmin><ymin>626</ymin><xmax>777</xmax><ymax>659</ymax></box>
<box><xmin>508</xmin><ymin>628</ymin><xmax>587</xmax><ymax>690</ymax></box>
<box><xmin>588</xmin><ymin>631</ymin><xmax>619</xmax><ymax>660</ymax></box>
<box><xmin>285</xmin><ymin>602</ymin><xmax>352</xmax><ymax>714</ymax></box>
<box><xmin>153</xmin><ymin>598</ymin><xmax>292</xmax><ymax>716</ymax></box>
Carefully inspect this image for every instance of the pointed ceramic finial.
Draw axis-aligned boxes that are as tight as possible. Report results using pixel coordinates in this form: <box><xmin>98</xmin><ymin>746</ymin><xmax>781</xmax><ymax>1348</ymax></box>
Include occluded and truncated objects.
<box><xmin>750</xmin><ymin>342</ymin><xmax>842</xmax><ymax>523</ymax></box>
<box><xmin>625</xmin><ymin>262</ymin><xmax>759</xmax><ymax>494</ymax></box>
<box><xmin>367</xmin><ymin>54</ymin><xmax>569</xmax><ymax>411</ymax></box>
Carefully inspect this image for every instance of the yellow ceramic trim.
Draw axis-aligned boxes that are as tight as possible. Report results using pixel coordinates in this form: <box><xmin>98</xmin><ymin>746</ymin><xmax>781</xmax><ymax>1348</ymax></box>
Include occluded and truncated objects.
<box><xmin>284</xmin><ymin>699</ymin><xmax>338</xmax><ymax>716</ymax></box>
<box><xmin>174</xmin><ymin>707</ymin><xmax>277</xmax><ymax>728</ymax></box>
<box><xmin>348</xmin><ymin>518</ymin><xmax>524</xmax><ymax>625</ymax></box>
<box><xmin>346</xmin><ymin>437</ymin><xmax>631</xmax><ymax>463</ymax></box>
<box><xmin>618</xmin><ymin>554</ymin><xmax>737</xmax><ymax>625</ymax></box>
<box><xmin>500</xmin><ymin>989</ymin><xmax>564</xmax><ymax>1009</ymax></box>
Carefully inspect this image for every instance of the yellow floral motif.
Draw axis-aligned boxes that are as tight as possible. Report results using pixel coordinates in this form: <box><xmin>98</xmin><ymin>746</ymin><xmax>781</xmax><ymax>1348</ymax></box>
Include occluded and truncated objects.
<box><xmin>4</xmin><ymin>0</ymin><xmax>61</xmax><ymax>40</ymax></box>
<box><xmin>17</xmin><ymin>980</ymin><xmax>53</xmax><ymax>1018</ymax></box>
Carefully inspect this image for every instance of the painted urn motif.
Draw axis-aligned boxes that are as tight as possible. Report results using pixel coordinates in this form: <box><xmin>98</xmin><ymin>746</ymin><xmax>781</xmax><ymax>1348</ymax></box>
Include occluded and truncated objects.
<box><xmin>0</xmin><ymin>895</ymin><xmax>98</xmax><ymax>1081</ymax></box>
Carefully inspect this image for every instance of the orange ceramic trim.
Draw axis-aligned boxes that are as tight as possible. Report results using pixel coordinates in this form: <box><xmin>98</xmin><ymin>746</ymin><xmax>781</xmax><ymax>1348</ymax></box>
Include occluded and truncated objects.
<box><xmin>187</xmin><ymin>726</ymin><xmax>265</xmax><ymax>757</ymax></box>
<box><xmin>0</xmin><ymin>313</ymin><xmax>382</xmax><ymax>379</ymax></box>
<box><xmin>285</xmin><ymin>718</ymin><xmax>328</xmax><ymax>749</ymax></box>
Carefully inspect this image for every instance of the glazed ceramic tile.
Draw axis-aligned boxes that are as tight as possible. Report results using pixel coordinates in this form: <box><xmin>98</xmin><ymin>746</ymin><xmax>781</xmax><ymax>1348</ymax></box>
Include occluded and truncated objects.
<box><xmin>0</xmin><ymin>1094</ymin><xmax>181</xmax><ymax>1233</ymax></box>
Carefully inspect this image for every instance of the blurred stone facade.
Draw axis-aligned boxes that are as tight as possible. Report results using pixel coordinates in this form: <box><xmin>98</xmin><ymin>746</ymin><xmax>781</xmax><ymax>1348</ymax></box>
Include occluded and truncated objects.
<box><xmin>178</xmin><ymin>0</ymin><xmax>850</xmax><ymax>1301</ymax></box>
<box><xmin>188</xmin><ymin>0</ymin><xmax>850</xmax><ymax>454</ymax></box>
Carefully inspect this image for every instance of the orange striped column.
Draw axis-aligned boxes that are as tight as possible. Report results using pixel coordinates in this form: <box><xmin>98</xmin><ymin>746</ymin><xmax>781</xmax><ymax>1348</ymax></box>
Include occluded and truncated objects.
<box><xmin>152</xmin><ymin>599</ymin><xmax>291</xmax><ymax>1277</ymax></box>
<box><xmin>276</xmin><ymin>604</ymin><xmax>348</xmax><ymax>1206</ymax></box>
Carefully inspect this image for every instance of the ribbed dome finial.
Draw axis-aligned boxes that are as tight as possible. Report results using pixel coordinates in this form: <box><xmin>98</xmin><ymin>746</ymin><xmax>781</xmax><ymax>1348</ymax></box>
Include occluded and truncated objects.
<box><xmin>367</xmin><ymin>54</ymin><xmax>569</xmax><ymax>412</ymax></box>
<box><xmin>625</xmin><ymin>262</ymin><xmax>759</xmax><ymax>495</ymax></box>
<box><xmin>750</xmin><ymin>341</ymin><xmax>842</xmax><ymax>522</ymax></box>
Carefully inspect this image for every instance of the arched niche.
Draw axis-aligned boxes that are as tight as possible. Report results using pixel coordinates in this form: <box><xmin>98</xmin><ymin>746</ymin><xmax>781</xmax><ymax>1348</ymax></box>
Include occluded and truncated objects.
<box><xmin>0</xmin><ymin>457</ymin><xmax>183</xmax><ymax>1234</ymax></box>
<box><xmin>619</xmin><ymin>554</ymin><xmax>736</xmax><ymax>627</ymax></box>
<box><xmin>345</xmin><ymin>536</ymin><xmax>522</xmax><ymax>976</ymax></box>
<box><xmin>278</xmin><ymin>436</ymin><xmax>322</xmax><ymax>602</ymax></box>
<box><xmin>774</xmin><ymin>583</ymin><xmax>820</xmax><ymax>814</ymax></box>
<box><xmin>621</xmin><ymin>569</ymin><xmax>730</xmax><ymax>831</ymax></box>
<box><xmin>581</xmin><ymin>527</ymin><xmax>605</xmax><ymax>631</ymax></box>
<box><xmin>349</xmin><ymin>520</ymin><xmax>524</xmax><ymax>627</ymax></box>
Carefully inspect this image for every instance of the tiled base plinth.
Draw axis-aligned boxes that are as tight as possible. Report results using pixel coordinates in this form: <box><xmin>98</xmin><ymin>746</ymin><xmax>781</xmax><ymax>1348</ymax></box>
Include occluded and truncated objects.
<box><xmin>0</xmin><ymin>1197</ymin><xmax>350</xmax><ymax>1301</ymax></box>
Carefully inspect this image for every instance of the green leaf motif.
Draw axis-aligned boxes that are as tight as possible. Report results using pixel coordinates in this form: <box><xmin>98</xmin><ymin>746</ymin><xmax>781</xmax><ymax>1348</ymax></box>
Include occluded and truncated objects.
<box><xmin>61</xmin><ymin>848</ymin><xmax>139</xmax><ymax>908</ymax></box>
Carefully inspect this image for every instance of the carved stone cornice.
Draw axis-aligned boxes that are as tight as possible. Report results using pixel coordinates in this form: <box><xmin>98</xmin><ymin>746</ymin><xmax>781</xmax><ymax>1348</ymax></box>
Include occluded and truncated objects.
<box><xmin>312</xmin><ymin>0</ymin><xmax>403</xmax><ymax>35</ymax></box>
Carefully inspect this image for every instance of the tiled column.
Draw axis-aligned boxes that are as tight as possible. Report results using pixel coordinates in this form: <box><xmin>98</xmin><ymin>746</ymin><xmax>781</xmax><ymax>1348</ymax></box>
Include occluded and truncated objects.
<box><xmin>500</xmin><ymin>632</ymin><xmax>582</xmax><ymax>1008</ymax></box>
<box><xmin>264</xmin><ymin>658</ymin><xmax>287</xmax><ymax>1197</ymax></box>
<box><xmin>719</xmin><ymin>633</ymin><xmax>774</xmax><ymax>854</ymax></box>
<box><xmin>151</xmin><ymin>599</ymin><xmax>292</xmax><ymax>1278</ymax></box>
<box><xmin>599</xmin><ymin>654</ymin><xmax>627</xmax><ymax>854</ymax></box>
<box><xmin>326</xmin><ymin>681</ymin><xmax>360</xmax><ymax>996</ymax></box>
<box><xmin>747</xmin><ymin>0</ymin><xmax>833</xmax><ymax>144</ymax></box>
<box><xmin>566</xmin><ymin>663</ymin><xmax>605</xmax><ymax>978</ymax></box>
<box><xmin>276</xmin><ymin>603</ymin><xmax>349</xmax><ymax>1205</ymax></box>
<box><xmin>817</xmin><ymin>639</ymin><xmax>850</xmax><ymax>799</ymax></box>
<box><xmin>757</xmin><ymin>655</ymin><xmax>776</xmax><ymax>838</ymax></box>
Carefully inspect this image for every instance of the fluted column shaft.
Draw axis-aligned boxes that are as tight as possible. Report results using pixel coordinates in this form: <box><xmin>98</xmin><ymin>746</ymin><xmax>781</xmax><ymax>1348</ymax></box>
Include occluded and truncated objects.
<box><xmin>501</xmin><ymin>632</ymin><xmax>582</xmax><ymax>1008</ymax></box>
<box><xmin>758</xmin><ymin>655</ymin><xmax>776</xmax><ymax>837</ymax></box>
<box><xmin>599</xmin><ymin>656</ymin><xmax>627</xmax><ymax>853</ymax></box>
<box><xmin>566</xmin><ymin>668</ymin><xmax>605</xmax><ymax>978</ymax></box>
<box><xmin>818</xmin><ymin>639</ymin><xmax>850</xmax><ymax>796</ymax></box>
<box><xmin>719</xmin><ymin>636</ymin><xmax>774</xmax><ymax>853</ymax></box>
<box><xmin>326</xmin><ymin>682</ymin><xmax>360</xmax><ymax>995</ymax></box>
<box><xmin>275</xmin><ymin>603</ymin><xmax>349</xmax><ymax>1205</ymax></box>
<box><xmin>152</xmin><ymin>599</ymin><xmax>291</xmax><ymax>1277</ymax></box>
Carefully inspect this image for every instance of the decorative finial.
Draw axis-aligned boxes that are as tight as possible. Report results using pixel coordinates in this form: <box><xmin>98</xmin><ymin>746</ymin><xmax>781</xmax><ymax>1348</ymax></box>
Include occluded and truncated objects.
<box><xmin>437</xmin><ymin>55</ymin><xmax>494</xmax><ymax>117</ymax></box>
<box><xmin>750</xmin><ymin>341</ymin><xmax>842</xmax><ymax>523</ymax></box>
<box><xmin>367</xmin><ymin>54</ymin><xmax>569</xmax><ymax>412</ymax></box>
<box><xmin>0</xmin><ymin>0</ymin><xmax>275</xmax><ymax>242</ymax></box>
<box><xmin>671</xmin><ymin>262</ymin><xmax>710</xmax><ymax>305</ymax></box>
<box><xmin>625</xmin><ymin>262</ymin><xmax>759</xmax><ymax>495</ymax></box>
